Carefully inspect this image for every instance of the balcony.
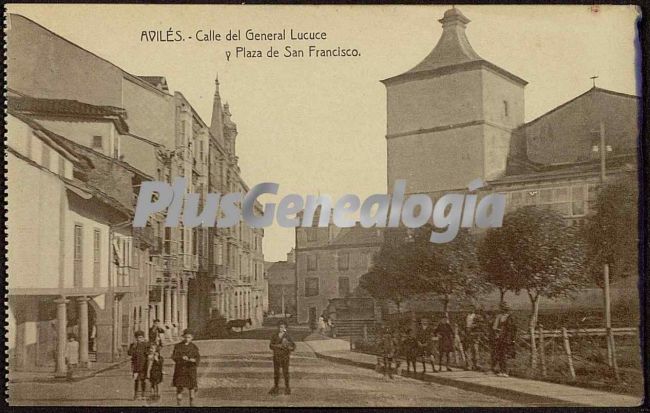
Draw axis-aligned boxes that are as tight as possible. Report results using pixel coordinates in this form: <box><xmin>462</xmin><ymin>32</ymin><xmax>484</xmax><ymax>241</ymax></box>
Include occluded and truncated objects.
<box><xmin>180</xmin><ymin>253</ymin><xmax>199</xmax><ymax>272</ymax></box>
<box><xmin>212</xmin><ymin>264</ymin><xmax>227</xmax><ymax>278</ymax></box>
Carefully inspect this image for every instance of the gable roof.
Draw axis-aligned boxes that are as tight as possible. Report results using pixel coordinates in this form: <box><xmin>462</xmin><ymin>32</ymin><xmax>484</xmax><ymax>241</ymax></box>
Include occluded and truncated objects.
<box><xmin>330</xmin><ymin>225</ymin><xmax>384</xmax><ymax>247</ymax></box>
<box><xmin>502</xmin><ymin>86</ymin><xmax>639</xmax><ymax>176</ymax></box>
<box><xmin>8</xmin><ymin>93</ymin><xmax>129</xmax><ymax>133</ymax></box>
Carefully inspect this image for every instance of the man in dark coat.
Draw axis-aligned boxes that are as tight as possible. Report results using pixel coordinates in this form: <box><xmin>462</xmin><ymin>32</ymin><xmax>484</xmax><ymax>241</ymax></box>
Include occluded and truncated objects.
<box><xmin>127</xmin><ymin>330</ymin><xmax>150</xmax><ymax>400</ymax></box>
<box><xmin>434</xmin><ymin>315</ymin><xmax>454</xmax><ymax>372</ymax></box>
<box><xmin>172</xmin><ymin>329</ymin><xmax>201</xmax><ymax>406</ymax></box>
<box><xmin>269</xmin><ymin>320</ymin><xmax>296</xmax><ymax>395</ymax></box>
<box><xmin>492</xmin><ymin>303</ymin><xmax>517</xmax><ymax>377</ymax></box>
<box><xmin>416</xmin><ymin>318</ymin><xmax>436</xmax><ymax>374</ymax></box>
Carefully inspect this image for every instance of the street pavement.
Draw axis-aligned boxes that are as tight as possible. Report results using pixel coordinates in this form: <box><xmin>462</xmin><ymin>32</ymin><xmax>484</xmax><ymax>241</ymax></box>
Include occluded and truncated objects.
<box><xmin>8</xmin><ymin>336</ymin><xmax>520</xmax><ymax>407</ymax></box>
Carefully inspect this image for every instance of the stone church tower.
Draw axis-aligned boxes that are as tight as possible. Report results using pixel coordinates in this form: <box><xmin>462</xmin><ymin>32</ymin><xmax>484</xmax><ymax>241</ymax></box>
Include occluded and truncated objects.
<box><xmin>382</xmin><ymin>7</ymin><xmax>527</xmax><ymax>195</ymax></box>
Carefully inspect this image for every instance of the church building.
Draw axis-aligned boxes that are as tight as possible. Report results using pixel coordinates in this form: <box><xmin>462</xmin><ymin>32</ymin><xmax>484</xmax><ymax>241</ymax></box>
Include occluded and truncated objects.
<box><xmin>381</xmin><ymin>7</ymin><xmax>639</xmax><ymax>314</ymax></box>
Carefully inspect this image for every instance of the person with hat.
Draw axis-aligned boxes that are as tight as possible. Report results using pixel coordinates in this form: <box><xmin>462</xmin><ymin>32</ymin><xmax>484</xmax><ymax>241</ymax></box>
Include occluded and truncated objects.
<box><xmin>492</xmin><ymin>302</ymin><xmax>517</xmax><ymax>377</ymax></box>
<box><xmin>127</xmin><ymin>330</ymin><xmax>151</xmax><ymax>400</ymax></box>
<box><xmin>434</xmin><ymin>315</ymin><xmax>454</xmax><ymax>372</ymax></box>
<box><xmin>268</xmin><ymin>320</ymin><xmax>296</xmax><ymax>395</ymax></box>
<box><xmin>416</xmin><ymin>317</ymin><xmax>437</xmax><ymax>374</ymax></box>
<box><xmin>172</xmin><ymin>329</ymin><xmax>201</xmax><ymax>406</ymax></box>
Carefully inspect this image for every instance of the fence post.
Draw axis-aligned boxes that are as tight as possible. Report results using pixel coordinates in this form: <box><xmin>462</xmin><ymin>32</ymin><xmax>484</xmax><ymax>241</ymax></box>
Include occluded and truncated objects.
<box><xmin>539</xmin><ymin>325</ymin><xmax>546</xmax><ymax>377</ymax></box>
<box><xmin>530</xmin><ymin>325</ymin><xmax>537</xmax><ymax>369</ymax></box>
<box><xmin>608</xmin><ymin>332</ymin><xmax>621</xmax><ymax>382</ymax></box>
<box><xmin>561</xmin><ymin>327</ymin><xmax>576</xmax><ymax>381</ymax></box>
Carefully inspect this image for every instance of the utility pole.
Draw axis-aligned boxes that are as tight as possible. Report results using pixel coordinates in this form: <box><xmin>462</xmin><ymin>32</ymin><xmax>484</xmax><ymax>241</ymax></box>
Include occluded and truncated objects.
<box><xmin>597</xmin><ymin>121</ymin><xmax>620</xmax><ymax>380</ymax></box>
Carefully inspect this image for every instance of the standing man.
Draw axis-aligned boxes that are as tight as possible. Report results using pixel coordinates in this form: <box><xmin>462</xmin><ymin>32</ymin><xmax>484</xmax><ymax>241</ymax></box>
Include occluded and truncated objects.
<box><xmin>463</xmin><ymin>305</ymin><xmax>481</xmax><ymax>370</ymax></box>
<box><xmin>492</xmin><ymin>303</ymin><xmax>517</xmax><ymax>377</ymax></box>
<box><xmin>172</xmin><ymin>329</ymin><xmax>201</xmax><ymax>406</ymax></box>
<box><xmin>269</xmin><ymin>320</ymin><xmax>296</xmax><ymax>395</ymax></box>
<box><xmin>416</xmin><ymin>318</ymin><xmax>436</xmax><ymax>374</ymax></box>
<box><xmin>434</xmin><ymin>316</ymin><xmax>454</xmax><ymax>372</ymax></box>
<box><xmin>149</xmin><ymin>319</ymin><xmax>164</xmax><ymax>348</ymax></box>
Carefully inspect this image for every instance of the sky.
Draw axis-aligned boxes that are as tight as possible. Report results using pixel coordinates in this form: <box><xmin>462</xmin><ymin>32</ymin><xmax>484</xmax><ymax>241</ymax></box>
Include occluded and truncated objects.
<box><xmin>6</xmin><ymin>4</ymin><xmax>641</xmax><ymax>261</ymax></box>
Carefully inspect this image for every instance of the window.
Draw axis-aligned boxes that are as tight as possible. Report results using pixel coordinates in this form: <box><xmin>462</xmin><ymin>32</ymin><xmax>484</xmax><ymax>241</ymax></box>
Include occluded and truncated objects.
<box><xmin>307</xmin><ymin>228</ymin><xmax>317</xmax><ymax>241</ymax></box>
<box><xmin>180</xmin><ymin>120</ymin><xmax>186</xmax><ymax>146</ymax></box>
<box><xmin>112</xmin><ymin>135</ymin><xmax>119</xmax><ymax>159</ymax></box>
<box><xmin>93</xmin><ymin>229</ymin><xmax>101</xmax><ymax>287</ymax></box>
<box><xmin>58</xmin><ymin>156</ymin><xmax>65</xmax><ymax>176</ymax></box>
<box><xmin>216</xmin><ymin>242</ymin><xmax>223</xmax><ymax>265</ymax></box>
<box><xmin>307</xmin><ymin>255</ymin><xmax>318</xmax><ymax>271</ymax></box>
<box><xmin>507</xmin><ymin>186</ymin><xmax>587</xmax><ymax>218</ymax></box>
<box><xmin>572</xmin><ymin>186</ymin><xmax>586</xmax><ymax>216</ymax></box>
<box><xmin>74</xmin><ymin>224</ymin><xmax>83</xmax><ymax>287</ymax></box>
<box><xmin>180</xmin><ymin>229</ymin><xmax>185</xmax><ymax>254</ymax></box>
<box><xmin>338</xmin><ymin>277</ymin><xmax>350</xmax><ymax>297</ymax></box>
<box><xmin>305</xmin><ymin>278</ymin><xmax>319</xmax><ymax>297</ymax></box>
<box><xmin>164</xmin><ymin>227</ymin><xmax>172</xmax><ymax>254</ymax></box>
<box><xmin>338</xmin><ymin>252</ymin><xmax>349</xmax><ymax>271</ymax></box>
<box><xmin>92</xmin><ymin>136</ymin><xmax>103</xmax><ymax>150</ymax></box>
<box><xmin>41</xmin><ymin>145</ymin><xmax>50</xmax><ymax>169</ymax></box>
<box><xmin>503</xmin><ymin>100</ymin><xmax>509</xmax><ymax>117</ymax></box>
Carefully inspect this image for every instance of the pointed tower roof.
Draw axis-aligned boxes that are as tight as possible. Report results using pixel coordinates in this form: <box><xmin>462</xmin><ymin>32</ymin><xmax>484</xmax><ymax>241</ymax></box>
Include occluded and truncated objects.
<box><xmin>382</xmin><ymin>8</ymin><xmax>526</xmax><ymax>86</ymax></box>
<box><xmin>409</xmin><ymin>8</ymin><xmax>481</xmax><ymax>73</ymax></box>
<box><xmin>209</xmin><ymin>74</ymin><xmax>224</xmax><ymax>141</ymax></box>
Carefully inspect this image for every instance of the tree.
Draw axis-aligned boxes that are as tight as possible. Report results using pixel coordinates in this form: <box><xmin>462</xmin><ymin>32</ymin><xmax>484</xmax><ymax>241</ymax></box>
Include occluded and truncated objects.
<box><xmin>478</xmin><ymin>206</ymin><xmax>588</xmax><ymax>367</ymax></box>
<box><xmin>584</xmin><ymin>174</ymin><xmax>639</xmax><ymax>285</ymax></box>
<box><xmin>360</xmin><ymin>236</ymin><xmax>418</xmax><ymax>313</ymax></box>
<box><xmin>409</xmin><ymin>226</ymin><xmax>490</xmax><ymax>316</ymax></box>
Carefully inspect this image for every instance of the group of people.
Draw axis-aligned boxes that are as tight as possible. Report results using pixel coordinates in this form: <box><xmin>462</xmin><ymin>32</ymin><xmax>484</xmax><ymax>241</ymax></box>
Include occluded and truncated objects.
<box><xmin>127</xmin><ymin>321</ymin><xmax>201</xmax><ymax>406</ymax></box>
<box><xmin>125</xmin><ymin>319</ymin><xmax>297</xmax><ymax>404</ymax></box>
<box><xmin>314</xmin><ymin>314</ymin><xmax>334</xmax><ymax>336</ymax></box>
<box><xmin>379</xmin><ymin>315</ymin><xmax>455</xmax><ymax>379</ymax></box>
<box><xmin>377</xmin><ymin>302</ymin><xmax>517</xmax><ymax>379</ymax></box>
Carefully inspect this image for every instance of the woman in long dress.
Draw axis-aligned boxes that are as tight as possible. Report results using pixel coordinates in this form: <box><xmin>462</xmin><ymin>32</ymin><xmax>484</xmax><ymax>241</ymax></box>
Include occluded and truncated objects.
<box><xmin>172</xmin><ymin>329</ymin><xmax>201</xmax><ymax>406</ymax></box>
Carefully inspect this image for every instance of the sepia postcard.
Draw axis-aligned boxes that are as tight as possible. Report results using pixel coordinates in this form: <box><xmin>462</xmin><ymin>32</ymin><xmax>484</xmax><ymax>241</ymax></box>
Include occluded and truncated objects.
<box><xmin>4</xmin><ymin>3</ymin><xmax>645</xmax><ymax>408</ymax></box>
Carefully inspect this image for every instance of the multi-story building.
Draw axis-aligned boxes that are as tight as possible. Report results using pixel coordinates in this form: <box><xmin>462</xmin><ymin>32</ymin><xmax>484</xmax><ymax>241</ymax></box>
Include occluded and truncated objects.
<box><xmin>7</xmin><ymin>91</ymin><xmax>161</xmax><ymax>364</ymax></box>
<box><xmin>6</xmin><ymin>108</ymin><xmax>141</xmax><ymax>374</ymax></box>
<box><xmin>295</xmin><ymin>210</ymin><xmax>383</xmax><ymax>325</ymax></box>
<box><xmin>6</xmin><ymin>13</ymin><xmax>266</xmax><ymax>364</ymax></box>
<box><xmin>266</xmin><ymin>249</ymin><xmax>297</xmax><ymax>316</ymax></box>
<box><xmin>380</xmin><ymin>7</ymin><xmax>639</xmax><ymax>315</ymax></box>
<box><xmin>189</xmin><ymin>78</ymin><xmax>266</xmax><ymax>333</ymax></box>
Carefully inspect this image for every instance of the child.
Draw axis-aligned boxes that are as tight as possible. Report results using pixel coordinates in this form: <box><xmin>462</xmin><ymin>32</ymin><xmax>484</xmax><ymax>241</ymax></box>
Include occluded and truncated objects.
<box><xmin>65</xmin><ymin>333</ymin><xmax>79</xmax><ymax>381</ymax></box>
<box><xmin>147</xmin><ymin>344</ymin><xmax>164</xmax><ymax>400</ymax></box>
<box><xmin>127</xmin><ymin>330</ymin><xmax>150</xmax><ymax>400</ymax></box>
<box><xmin>403</xmin><ymin>328</ymin><xmax>419</xmax><ymax>375</ymax></box>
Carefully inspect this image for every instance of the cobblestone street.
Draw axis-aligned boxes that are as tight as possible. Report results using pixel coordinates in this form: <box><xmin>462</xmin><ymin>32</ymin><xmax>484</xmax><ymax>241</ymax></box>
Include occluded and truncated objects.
<box><xmin>9</xmin><ymin>338</ymin><xmax>519</xmax><ymax>407</ymax></box>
